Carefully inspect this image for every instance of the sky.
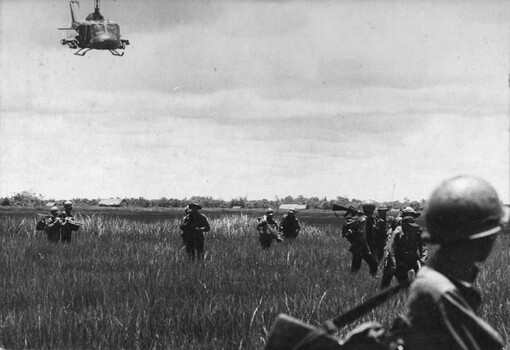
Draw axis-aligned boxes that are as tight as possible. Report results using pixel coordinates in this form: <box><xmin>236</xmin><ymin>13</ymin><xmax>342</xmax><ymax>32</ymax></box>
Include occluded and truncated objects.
<box><xmin>1</xmin><ymin>0</ymin><xmax>509</xmax><ymax>203</ymax></box>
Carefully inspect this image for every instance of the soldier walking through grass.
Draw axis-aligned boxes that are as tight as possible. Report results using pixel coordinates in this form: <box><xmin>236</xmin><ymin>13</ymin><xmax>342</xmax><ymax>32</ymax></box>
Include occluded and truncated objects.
<box><xmin>388</xmin><ymin>175</ymin><xmax>509</xmax><ymax>350</ymax></box>
<box><xmin>257</xmin><ymin>208</ymin><xmax>283</xmax><ymax>248</ymax></box>
<box><xmin>179</xmin><ymin>203</ymin><xmax>210</xmax><ymax>261</ymax></box>
<box><xmin>59</xmin><ymin>200</ymin><xmax>76</xmax><ymax>243</ymax></box>
<box><xmin>380</xmin><ymin>207</ymin><xmax>427</xmax><ymax>289</ymax></box>
<box><xmin>44</xmin><ymin>206</ymin><xmax>64</xmax><ymax>243</ymax></box>
<box><xmin>279</xmin><ymin>208</ymin><xmax>301</xmax><ymax>239</ymax></box>
<box><xmin>347</xmin><ymin>203</ymin><xmax>378</xmax><ymax>276</ymax></box>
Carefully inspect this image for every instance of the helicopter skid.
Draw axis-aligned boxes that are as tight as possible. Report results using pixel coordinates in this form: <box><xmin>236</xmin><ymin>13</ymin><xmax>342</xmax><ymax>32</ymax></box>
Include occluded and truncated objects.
<box><xmin>109</xmin><ymin>49</ymin><xmax>124</xmax><ymax>56</ymax></box>
<box><xmin>74</xmin><ymin>48</ymin><xmax>92</xmax><ymax>56</ymax></box>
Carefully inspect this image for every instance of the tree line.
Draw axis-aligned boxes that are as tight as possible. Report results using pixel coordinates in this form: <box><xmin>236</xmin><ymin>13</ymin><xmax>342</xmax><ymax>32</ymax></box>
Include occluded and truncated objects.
<box><xmin>1</xmin><ymin>191</ymin><xmax>425</xmax><ymax>211</ymax></box>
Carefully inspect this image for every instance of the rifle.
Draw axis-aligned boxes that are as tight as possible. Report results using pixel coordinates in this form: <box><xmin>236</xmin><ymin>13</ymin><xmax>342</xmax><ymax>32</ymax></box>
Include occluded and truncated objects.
<box><xmin>332</xmin><ymin>204</ymin><xmax>361</xmax><ymax>217</ymax></box>
<box><xmin>265</xmin><ymin>280</ymin><xmax>411</xmax><ymax>350</ymax></box>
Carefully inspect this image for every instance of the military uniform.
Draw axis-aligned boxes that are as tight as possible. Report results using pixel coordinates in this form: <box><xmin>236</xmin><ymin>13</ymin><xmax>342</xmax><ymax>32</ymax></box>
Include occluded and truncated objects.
<box><xmin>179</xmin><ymin>204</ymin><xmax>210</xmax><ymax>260</ymax></box>
<box><xmin>279</xmin><ymin>211</ymin><xmax>301</xmax><ymax>239</ymax></box>
<box><xmin>347</xmin><ymin>214</ymin><xmax>378</xmax><ymax>275</ymax></box>
<box><xmin>391</xmin><ymin>264</ymin><xmax>504</xmax><ymax>350</ymax></box>
<box><xmin>59</xmin><ymin>208</ymin><xmax>75</xmax><ymax>243</ymax></box>
<box><xmin>257</xmin><ymin>213</ymin><xmax>282</xmax><ymax>248</ymax></box>
<box><xmin>45</xmin><ymin>215</ymin><xmax>63</xmax><ymax>243</ymax></box>
<box><xmin>381</xmin><ymin>215</ymin><xmax>427</xmax><ymax>288</ymax></box>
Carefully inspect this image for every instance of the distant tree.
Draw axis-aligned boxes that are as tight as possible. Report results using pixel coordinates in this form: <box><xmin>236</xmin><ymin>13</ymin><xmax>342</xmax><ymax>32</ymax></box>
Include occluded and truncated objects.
<box><xmin>12</xmin><ymin>191</ymin><xmax>43</xmax><ymax>206</ymax></box>
<box><xmin>1</xmin><ymin>197</ymin><xmax>10</xmax><ymax>206</ymax></box>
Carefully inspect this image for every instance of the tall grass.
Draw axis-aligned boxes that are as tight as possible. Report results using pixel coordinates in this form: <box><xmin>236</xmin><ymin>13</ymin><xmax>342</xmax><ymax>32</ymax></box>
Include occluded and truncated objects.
<box><xmin>0</xmin><ymin>213</ymin><xmax>508</xmax><ymax>349</ymax></box>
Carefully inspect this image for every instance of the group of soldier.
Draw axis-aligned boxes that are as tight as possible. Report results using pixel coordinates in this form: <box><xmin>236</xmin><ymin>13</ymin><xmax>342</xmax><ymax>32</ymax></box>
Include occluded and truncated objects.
<box><xmin>36</xmin><ymin>201</ymin><xmax>80</xmax><ymax>243</ymax></box>
<box><xmin>341</xmin><ymin>202</ymin><xmax>428</xmax><ymax>289</ymax></box>
<box><xmin>256</xmin><ymin>208</ymin><xmax>301</xmax><ymax>248</ymax></box>
<box><xmin>33</xmin><ymin>176</ymin><xmax>509</xmax><ymax>349</ymax></box>
<box><xmin>177</xmin><ymin>205</ymin><xmax>302</xmax><ymax>259</ymax></box>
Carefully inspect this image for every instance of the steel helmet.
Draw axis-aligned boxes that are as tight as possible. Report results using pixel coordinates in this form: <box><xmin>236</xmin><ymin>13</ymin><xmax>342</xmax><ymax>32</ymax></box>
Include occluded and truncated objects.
<box><xmin>424</xmin><ymin>175</ymin><xmax>508</xmax><ymax>244</ymax></box>
<box><xmin>50</xmin><ymin>206</ymin><xmax>59</xmax><ymax>213</ymax></box>
<box><xmin>266</xmin><ymin>208</ymin><xmax>274</xmax><ymax>216</ymax></box>
<box><xmin>401</xmin><ymin>207</ymin><xmax>420</xmax><ymax>218</ymax></box>
<box><xmin>64</xmin><ymin>200</ymin><xmax>73</xmax><ymax>207</ymax></box>
<box><xmin>361</xmin><ymin>203</ymin><xmax>376</xmax><ymax>213</ymax></box>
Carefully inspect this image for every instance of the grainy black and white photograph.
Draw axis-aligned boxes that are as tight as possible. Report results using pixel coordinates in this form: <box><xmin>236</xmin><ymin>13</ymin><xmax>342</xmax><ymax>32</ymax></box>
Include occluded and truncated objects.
<box><xmin>1</xmin><ymin>0</ymin><xmax>509</xmax><ymax>349</ymax></box>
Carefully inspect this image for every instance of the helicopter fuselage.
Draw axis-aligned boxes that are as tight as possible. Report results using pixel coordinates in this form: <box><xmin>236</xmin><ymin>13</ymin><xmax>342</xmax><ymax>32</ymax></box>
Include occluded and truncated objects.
<box><xmin>59</xmin><ymin>0</ymin><xmax>129</xmax><ymax>56</ymax></box>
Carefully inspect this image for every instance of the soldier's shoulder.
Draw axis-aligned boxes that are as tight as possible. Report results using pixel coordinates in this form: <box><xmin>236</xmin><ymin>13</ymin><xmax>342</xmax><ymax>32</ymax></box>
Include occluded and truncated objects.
<box><xmin>411</xmin><ymin>266</ymin><xmax>456</xmax><ymax>300</ymax></box>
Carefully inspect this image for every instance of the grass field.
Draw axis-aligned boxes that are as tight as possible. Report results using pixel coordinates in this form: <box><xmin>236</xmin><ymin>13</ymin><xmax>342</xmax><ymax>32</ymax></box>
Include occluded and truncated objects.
<box><xmin>0</xmin><ymin>207</ymin><xmax>509</xmax><ymax>349</ymax></box>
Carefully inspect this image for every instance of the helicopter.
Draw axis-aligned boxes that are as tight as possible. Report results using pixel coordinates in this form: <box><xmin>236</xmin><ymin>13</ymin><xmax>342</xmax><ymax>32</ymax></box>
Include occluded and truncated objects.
<box><xmin>59</xmin><ymin>0</ymin><xmax>130</xmax><ymax>56</ymax></box>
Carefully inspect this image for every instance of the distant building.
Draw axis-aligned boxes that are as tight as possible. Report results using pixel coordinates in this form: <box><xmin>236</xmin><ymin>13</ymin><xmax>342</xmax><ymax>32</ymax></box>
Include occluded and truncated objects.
<box><xmin>98</xmin><ymin>198</ymin><xmax>128</xmax><ymax>207</ymax></box>
<box><xmin>279</xmin><ymin>204</ymin><xmax>308</xmax><ymax>211</ymax></box>
<box><xmin>232</xmin><ymin>206</ymin><xmax>242</xmax><ymax>210</ymax></box>
<box><xmin>45</xmin><ymin>202</ymin><xmax>56</xmax><ymax>207</ymax></box>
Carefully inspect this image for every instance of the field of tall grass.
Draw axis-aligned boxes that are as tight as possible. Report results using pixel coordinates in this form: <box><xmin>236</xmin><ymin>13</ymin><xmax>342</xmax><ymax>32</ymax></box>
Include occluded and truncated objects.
<box><xmin>0</xmin><ymin>209</ymin><xmax>509</xmax><ymax>349</ymax></box>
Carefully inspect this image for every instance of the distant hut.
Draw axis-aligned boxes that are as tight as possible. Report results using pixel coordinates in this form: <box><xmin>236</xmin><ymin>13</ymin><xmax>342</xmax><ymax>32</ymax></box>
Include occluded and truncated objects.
<box><xmin>279</xmin><ymin>204</ymin><xmax>308</xmax><ymax>211</ymax></box>
<box><xmin>232</xmin><ymin>206</ymin><xmax>242</xmax><ymax>210</ymax></box>
<box><xmin>98</xmin><ymin>198</ymin><xmax>128</xmax><ymax>207</ymax></box>
<box><xmin>45</xmin><ymin>202</ymin><xmax>56</xmax><ymax>207</ymax></box>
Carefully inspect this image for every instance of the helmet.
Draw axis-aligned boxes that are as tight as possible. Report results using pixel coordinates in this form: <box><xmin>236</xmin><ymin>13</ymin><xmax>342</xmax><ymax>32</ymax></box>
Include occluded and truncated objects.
<box><xmin>266</xmin><ymin>208</ymin><xmax>274</xmax><ymax>216</ymax></box>
<box><xmin>424</xmin><ymin>175</ymin><xmax>507</xmax><ymax>244</ymax></box>
<box><xmin>188</xmin><ymin>203</ymin><xmax>202</xmax><ymax>210</ymax></box>
<box><xmin>288</xmin><ymin>208</ymin><xmax>297</xmax><ymax>214</ymax></box>
<box><xmin>401</xmin><ymin>207</ymin><xmax>420</xmax><ymax>218</ymax></box>
<box><xmin>64</xmin><ymin>200</ymin><xmax>73</xmax><ymax>207</ymax></box>
<box><xmin>184</xmin><ymin>205</ymin><xmax>192</xmax><ymax>214</ymax></box>
<box><xmin>377</xmin><ymin>205</ymin><xmax>388</xmax><ymax>211</ymax></box>
<box><xmin>50</xmin><ymin>206</ymin><xmax>59</xmax><ymax>213</ymax></box>
<box><xmin>361</xmin><ymin>203</ymin><xmax>376</xmax><ymax>212</ymax></box>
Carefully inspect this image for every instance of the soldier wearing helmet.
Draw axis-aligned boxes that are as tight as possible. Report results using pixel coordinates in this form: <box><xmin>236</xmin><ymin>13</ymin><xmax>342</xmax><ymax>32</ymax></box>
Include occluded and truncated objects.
<box><xmin>59</xmin><ymin>200</ymin><xmax>76</xmax><ymax>243</ymax></box>
<box><xmin>179</xmin><ymin>203</ymin><xmax>210</xmax><ymax>261</ymax></box>
<box><xmin>45</xmin><ymin>206</ymin><xmax>64</xmax><ymax>243</ymax></box>
<box><xmin>347</xmin><ymin>203</ymin><xmax>378</xmax><ymax>276</ymax></box>
<box><xmin>381</xmin><ymin>206</ymin><xmax>427</xmax><ymax>289</ymax></box>
<box><xmin>257</xmin><ymin>208</ymin><xmax>283</xmax><ymax>248</ymax></box>
<box><xmin>391</xmin><ymin>176</ymin><xmax>508</xmax><ymax>350</ymax></box>
<box><xmin>279</xmin><ymin>208</ymin><xmax>301</xmax><ymax>239</ymax></box>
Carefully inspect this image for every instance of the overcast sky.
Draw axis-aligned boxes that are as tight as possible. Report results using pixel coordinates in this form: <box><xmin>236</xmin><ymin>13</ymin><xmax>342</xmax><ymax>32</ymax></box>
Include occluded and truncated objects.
<box><xmin>1</xmin><ymin>0</ymin><xmax>509</xmax><ymax>202</ymax></box>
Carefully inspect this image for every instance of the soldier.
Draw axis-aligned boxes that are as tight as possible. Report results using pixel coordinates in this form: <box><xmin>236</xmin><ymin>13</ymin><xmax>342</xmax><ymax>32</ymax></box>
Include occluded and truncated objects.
<box><xmin>179</xmin><ymin>205</ymin><xmax>192</xmax><ymax>245</ymax></box>
<box><xmin>257</xmin><ymin>208</ymin><xmax>283</xmax><ymax>248</ymax></box>
<box><xmin>347</xmin><ymin>203</ymin><xmax>379</xmax><ymax>276</ymax></box>
<box><xmin>391</xmin><ymin>175</ymin><xmax>509</xmax><ymax>349</ymax></box>
<box><xmin>380</xmin><ymin>207</ymin><xmax>427</xmax><ymax>288</ymax></box>
<box><xmin>59</xmin><ymin>200</ymin><xmax>75</xmax><ymax>243</ymax></box>
<box><xmin>373</xmin><ymin>205</ymin><xmax>389</xmax><ymax>262</ymax></box>
<box><xmin>45</xmin><ymin>206</ymin><xmax>64</xmax><ymax>243</ymax></box>
<box><xmin>279</xmin><ymin>208</ymin><xmax>301</xmax><ymax>239</ymax></box>
<box><xmin>179</xmin><ymin>203</ymin><xmax>210</xmax><ymax>261</ymax></box>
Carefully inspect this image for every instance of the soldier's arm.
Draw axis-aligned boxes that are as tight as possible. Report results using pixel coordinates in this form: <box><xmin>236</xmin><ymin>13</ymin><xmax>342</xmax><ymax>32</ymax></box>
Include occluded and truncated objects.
<box><xmin>417</xmin><ymin>229</ymin><xmax>428</xmax><ymax>264</ymax></box>
<box><xmin>200</xmin><ymin>216</ymin><xmax>211</xmax><ymax>232</ymax></box>
<box><xmin>179</xmin><ymin>215</ymin><xmax>190</xmax><ymax>231</ymax></box>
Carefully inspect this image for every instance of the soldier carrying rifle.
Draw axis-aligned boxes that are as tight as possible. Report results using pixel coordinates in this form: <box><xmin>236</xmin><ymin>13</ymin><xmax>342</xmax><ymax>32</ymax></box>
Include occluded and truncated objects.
<box><xmin>59</xmin><ymin>200</ymin><xmax>79</xmax><ymax>243</ymax></box>
<box><xmin>279</xmin><ymin>208</ymin><xmax>301</xmax><ymax>239</ymax></box>
<box><xmin>179</xmin><ymin>203</ymin><xmax>210</xmax><ymax>261</ymax></box>
<box><xmin>257</xmin><ymin>208</ymin><xmax>283</xmax><ymax>249</ymax></box>
<box><xmin>345</xmin><ymin>203</ymin><xmax>379</xmax><ymax>276</ymax></box>
<box><xmin>380</xmin><ymin>206</ymin><xmax>427</xmax><ymax>289</ymax></box>
<box><xmin>37</xmin><ymin>206</ymin><xmax>64</xmax><ymax>243</ymax></box>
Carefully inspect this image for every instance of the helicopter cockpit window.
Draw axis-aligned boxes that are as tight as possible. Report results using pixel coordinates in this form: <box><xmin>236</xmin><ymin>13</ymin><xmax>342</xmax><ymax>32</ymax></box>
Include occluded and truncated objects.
<box><xmin>106</xmin><ymin>23</ymin><xmax>121</xmax><ymax>38</ymax></box>
<box><xmin>91</xmin><ymin>24</ymin><xmax>106</xmax><ymax>37</ymax></box>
